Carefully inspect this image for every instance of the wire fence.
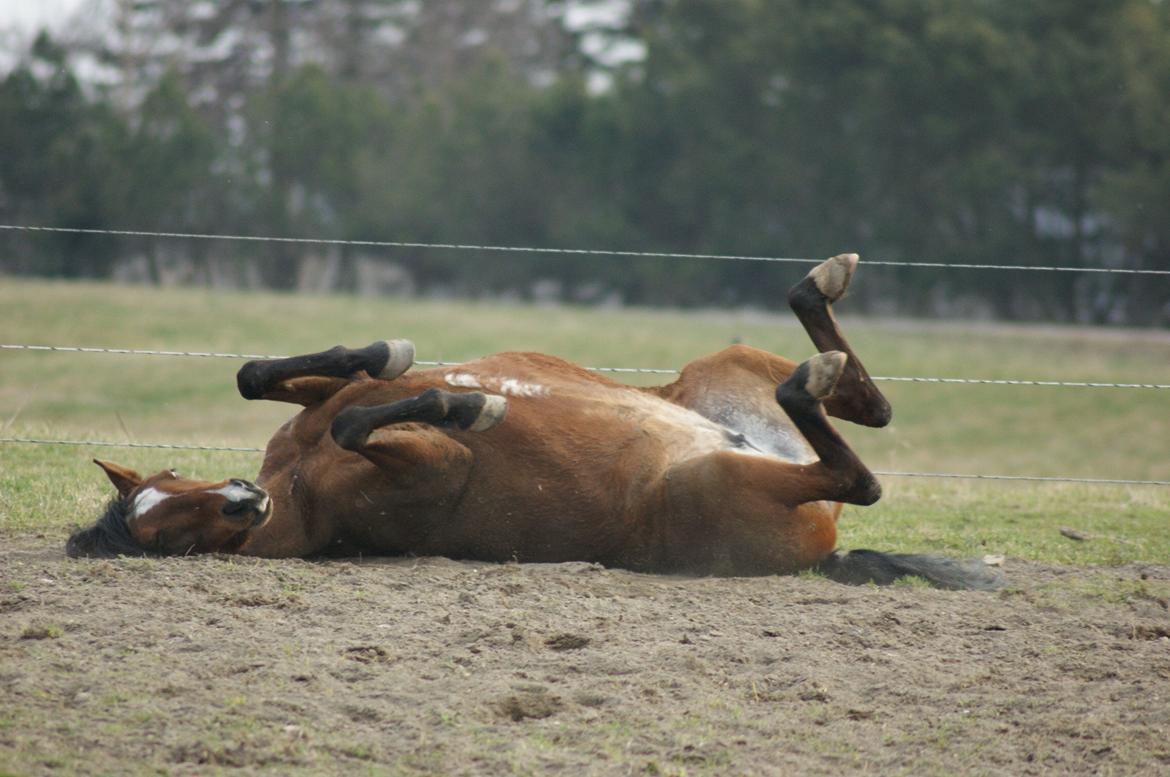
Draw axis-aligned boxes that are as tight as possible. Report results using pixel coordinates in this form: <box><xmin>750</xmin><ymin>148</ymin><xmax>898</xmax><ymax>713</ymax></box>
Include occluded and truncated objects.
<box><xmin>4</xmin><ymin>343</ymin><xmax>1170</xmax><ymax>390</ymax></box>
<box><xmin>5</xmin><ymin>223</ymin><xmax>1170</xmax><ymax>275</ymax></box>
<box><xmin>3</xmin><ymin>222</ymin><xmax>1168</xmax><ymax>489</ymax></box>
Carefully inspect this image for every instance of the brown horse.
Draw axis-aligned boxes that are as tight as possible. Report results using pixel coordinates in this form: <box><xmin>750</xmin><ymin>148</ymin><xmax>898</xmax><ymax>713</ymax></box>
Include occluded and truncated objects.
<box><xmin>68</xmin><ymin>255</ymin><xmax>1002</xmax><ymax>589</ymax></box>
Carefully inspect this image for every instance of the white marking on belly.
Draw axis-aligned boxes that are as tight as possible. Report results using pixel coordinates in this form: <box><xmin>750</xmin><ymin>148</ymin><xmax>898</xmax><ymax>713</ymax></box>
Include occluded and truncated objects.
<box><xmin>445</xmin><ymin>373</ymin><xmax>482</xmax><ymax>389</ymax></box>
<box><xmin>605</xmin><ymin>391</ymin><xmax>816</xmax><ymax>466</ymax></box>
<box><xmin>726</xmin><ymin>412</ymin><xmax>817</xmax><ymax>465</ymax></box>
<box><xmin>445</xmin><ymin>373</ymin><xmax>549</xmax><ymax>398</ymax></box>
<box><xmin>455</xmin><ymin>368</ymin><xmax>812</xmax><ymax>466</ymax></box>
<box><xmin>498</xmin><ymin>378</ymin><xmax>549</xmax><ymax>398</ymax></box>
<box><xmin>130</xmin><ymin>487</ymin><xmax>174</xmax><ymax>519</ymax></box>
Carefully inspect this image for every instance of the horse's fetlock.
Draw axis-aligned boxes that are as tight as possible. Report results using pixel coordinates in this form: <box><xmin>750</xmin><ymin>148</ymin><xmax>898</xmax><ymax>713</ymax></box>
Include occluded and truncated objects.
<box><xmin>786</xmin><ymin>276</ymin><xmax>825</xmax><ymax>314</ymax></box>
<box><xmin>445</xmin><ymin>392</ymin><xmax>485</xmax><ymax>429</ymax></box>
<box><xmin>359</xmin><ymin>341</ymin><xmax>391</xmax><ymax>373</ymax></box>
<box><xmin>776</xmin><ymin>362</ymin><xmax>819</xmax><ymax>409</ymax></box>
<box><xmin>420</xmin><ymin>387</ymin><xmax>449</xmax><ymax>417</ymax></box>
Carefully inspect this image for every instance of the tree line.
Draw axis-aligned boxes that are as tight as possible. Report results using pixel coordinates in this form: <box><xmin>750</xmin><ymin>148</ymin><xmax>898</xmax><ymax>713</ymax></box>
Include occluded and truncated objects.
<box><xmin>2</xmin><ymin>0</ymin><xmax>1168</xmax><ymax>325</ymax></box>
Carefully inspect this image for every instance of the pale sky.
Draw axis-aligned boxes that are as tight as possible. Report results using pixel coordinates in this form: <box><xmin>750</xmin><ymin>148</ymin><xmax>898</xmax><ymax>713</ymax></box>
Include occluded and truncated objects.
<box><xmin>0</xmin><ymin>0</ymin><xmax>84</xmax><ymax>34</ymax></box>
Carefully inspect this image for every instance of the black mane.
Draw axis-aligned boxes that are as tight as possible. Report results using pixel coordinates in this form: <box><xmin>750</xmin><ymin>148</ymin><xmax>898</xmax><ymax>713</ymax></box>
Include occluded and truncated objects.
<box><xmin>66</xmin><ymin>496</ymin><xmax>155</xmax><ymax>558</ymax></box>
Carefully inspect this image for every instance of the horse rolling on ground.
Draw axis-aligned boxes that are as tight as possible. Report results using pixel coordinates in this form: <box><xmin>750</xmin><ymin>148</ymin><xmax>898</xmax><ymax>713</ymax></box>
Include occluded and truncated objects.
<box><xmin>68</xmin><ymin>255</ymin><xmax>1003</xmax><ymax>590</ymax></box>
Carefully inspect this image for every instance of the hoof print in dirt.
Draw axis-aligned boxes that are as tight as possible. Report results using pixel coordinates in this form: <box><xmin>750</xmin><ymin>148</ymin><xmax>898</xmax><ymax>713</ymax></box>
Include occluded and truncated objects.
<box><xmin>497</xmin><ymin>689</ymin><xmax>563</xmax><ymax>722</ymax></box>
<box><xmin>343</xmin><ymin>645</ymin><xmax>391</xmax><ymax>664</ymax></box>
<box><xmin>544</xmin><ymin>632</ymin><xmax>590</xmax><ymax>651</ymax></box>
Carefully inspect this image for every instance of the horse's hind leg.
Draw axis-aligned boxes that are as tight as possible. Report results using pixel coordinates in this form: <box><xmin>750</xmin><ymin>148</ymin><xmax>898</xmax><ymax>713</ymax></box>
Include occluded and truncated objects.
<box><xmin>775</xmin><ymin>350</ymin><xmax>882</xmax><ymax>505</ymax></box>
<box><xmin>652</xmin><ymin>352</ymin><xmax>877</xmax><ymax>575</ymax></box>
<box><xmin>237</xmin><ymin>340</ymin><xmax>415</xmax><ymax>404</ymax></box>
<box><xmin>788</xmin><ymin>254</ymin><xmax>892</xmax><ymax>427</ymax></box>
<box><xmin>654</xmin><ymin>255</ymin><xmax>890</xmax><ymax>430</ymax></box>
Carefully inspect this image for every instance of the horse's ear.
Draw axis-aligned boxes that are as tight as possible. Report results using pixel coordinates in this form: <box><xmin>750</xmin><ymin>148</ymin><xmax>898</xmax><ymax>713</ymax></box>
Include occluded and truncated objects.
<box><xmin>93</xmin><ymin>459</ymin><xmax>142</xmax><ymax>497</ymax></box>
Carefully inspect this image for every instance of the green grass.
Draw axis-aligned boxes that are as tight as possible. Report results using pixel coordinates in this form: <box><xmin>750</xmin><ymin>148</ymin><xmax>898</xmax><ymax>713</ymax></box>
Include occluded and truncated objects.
<box><xmin>2</xmin><ymin>278</ymin><xmax>1169</xmax><ymax>564</ymax></box>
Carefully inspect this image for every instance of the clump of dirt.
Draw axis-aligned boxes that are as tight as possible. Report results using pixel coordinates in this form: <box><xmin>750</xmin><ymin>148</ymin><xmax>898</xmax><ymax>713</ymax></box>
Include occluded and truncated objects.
<box><xmin>17</xmin><ymin>624</ymin><xmax>61</xmax><ymax>641</ymax></box>
<box><xmin>544</xmin><ymin>633</ymin><xmax>590</xmax><ymax>651</ymax></box>
<box><xmin>342</xmin><ymin>645</ymin><xmax>392</xmax><ymax>663</ymax></box>
<box><xmin>497</xmin><ymin>687</ymin><xmax>564</xmax><ymax>721</ymax></box>
<box><xmin>2</xmin><ymin>536</ymin><xmax>1169</xmax><ymax>775</ymax></box>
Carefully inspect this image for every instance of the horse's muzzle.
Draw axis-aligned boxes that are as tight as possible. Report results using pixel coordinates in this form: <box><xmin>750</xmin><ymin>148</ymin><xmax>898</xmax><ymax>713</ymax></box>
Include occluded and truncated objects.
<box><xmin>221</xmin><ymin>481</ymin><xmax>272</xmax><ymax>526</ymax></box>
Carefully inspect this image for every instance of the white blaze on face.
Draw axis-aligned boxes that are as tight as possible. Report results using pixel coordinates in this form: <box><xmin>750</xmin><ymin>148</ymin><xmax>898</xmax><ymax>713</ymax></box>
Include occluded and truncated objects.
<box><xmin>130</xmin><ymin>487</ymin><xmax>175</xmax><ymax>519</ymax></box>
<box><xmin>210</xmin><ymin>482</ymin><xmax>258</xmax><ymax>502</ymax></box>
<box><xmin>211</xmin><ymin>482</ymin><xmax>269</xmax><ymax>513</ymax></box>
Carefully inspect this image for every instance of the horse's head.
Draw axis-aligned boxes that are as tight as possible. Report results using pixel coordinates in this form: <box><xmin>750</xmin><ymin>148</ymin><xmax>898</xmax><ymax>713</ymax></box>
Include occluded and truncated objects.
<box><xmin>66</xmin><ymin>460</ymin><xmax>273</xmax><ymax>558</ymax></box>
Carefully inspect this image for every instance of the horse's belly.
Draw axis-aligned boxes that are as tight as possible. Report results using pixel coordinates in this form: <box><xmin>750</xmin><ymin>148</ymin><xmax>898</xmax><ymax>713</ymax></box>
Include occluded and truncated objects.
<box><xmin>596</xmin><ymin>389</ymin><xmax>816</xmax><ymax>467</ymax></box>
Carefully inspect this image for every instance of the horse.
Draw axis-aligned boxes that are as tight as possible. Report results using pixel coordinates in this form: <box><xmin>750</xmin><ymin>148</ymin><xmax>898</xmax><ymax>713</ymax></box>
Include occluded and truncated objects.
<box><xmin>67</xmin><ymin>254</ymin><xmax>1003</xmax><ymax>590</ymax></box>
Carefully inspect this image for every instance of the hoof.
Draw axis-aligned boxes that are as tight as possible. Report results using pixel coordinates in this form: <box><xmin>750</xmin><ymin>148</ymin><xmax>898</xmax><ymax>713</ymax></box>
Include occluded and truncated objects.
<box><xmin>805</xmin><ymin>351</ymin><xmax>847</xmax><ymax>400</ymax></box>
<box><xmin>375</xmin><ymin>340</ymin><xmax>415</xmax><ymax>380</ymax></box>
<box><xmin>469</xmin><ymin>394</ymin><xmax>508</xmax><ymax>432</ymax></box>
<box><xmin>807</xmin><ymin>253</ymin><xmax>859</xmax><ymax>303</ymax></box>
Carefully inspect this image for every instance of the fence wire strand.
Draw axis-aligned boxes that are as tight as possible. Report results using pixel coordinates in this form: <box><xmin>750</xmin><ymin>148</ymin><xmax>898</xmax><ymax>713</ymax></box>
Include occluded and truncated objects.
<box><xmin>4</xmin><ymin>224</ymin><xmax>1169</xmax><ymax>488</ymax></box>
<box><xmin>4</xmin><ymin>343</ymin><xmax>1169</xmax><ymax>388</ymax></box>
<box><xmin>5</xmin><ymin>223</ymin><xmax>1170</xmax><ymax>275</ymax></box>
<box><xmin>1</xmin><ymin>436</ymin><xmax>263</xmax><ymax>453</ymax></box>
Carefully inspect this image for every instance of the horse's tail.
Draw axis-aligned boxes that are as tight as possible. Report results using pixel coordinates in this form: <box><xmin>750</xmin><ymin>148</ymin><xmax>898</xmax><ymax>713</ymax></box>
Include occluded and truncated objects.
<box><xmin>815</xmin><ymin>549</ymin><xmax>1005</xmax><ymax>591</ymax></box>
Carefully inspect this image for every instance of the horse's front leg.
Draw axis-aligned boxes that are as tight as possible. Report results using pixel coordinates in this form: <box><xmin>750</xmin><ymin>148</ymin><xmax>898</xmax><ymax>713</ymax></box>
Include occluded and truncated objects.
<box><xmin>332</xmin><ymin>388</ymin><xmax>506</xmax><ymax>448</ymax></box>
<box><xmin>775</xmin><ymin>350</ymin><xmax>882</xmax><ymax>505</ymax></box>
<box><xmin>310</xmin><ymin>389</ymin><xmax>508</xmax><ymax>554</ymax></box>
<box><xmin>236</xmin><ymin>340</ymin><xmax>416</xmax><ymax>405</ymax></box>
<box><xmin>330</xmin><ymin>388</ymin><xmax>506</xmax><ymax>476</ymax></box>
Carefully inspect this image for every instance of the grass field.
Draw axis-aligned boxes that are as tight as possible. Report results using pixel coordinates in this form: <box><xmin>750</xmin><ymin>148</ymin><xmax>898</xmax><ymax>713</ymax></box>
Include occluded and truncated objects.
<box><xmin>2</xmin><ymin>277</ymin><xmax>1169</xmax><ymax>566</ymax></box>
<box><xmin>4</xmin><ymin>278</ymin><xmax>1170</xmax><ymax>777</ymax></box>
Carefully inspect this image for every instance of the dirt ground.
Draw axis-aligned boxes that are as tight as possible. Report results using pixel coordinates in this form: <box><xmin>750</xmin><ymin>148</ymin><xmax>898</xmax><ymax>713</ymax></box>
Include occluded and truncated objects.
<box><xmin>2</xmin><ymin>536</ymin><xmax>1168</xmax><ymax>777</ymax></box>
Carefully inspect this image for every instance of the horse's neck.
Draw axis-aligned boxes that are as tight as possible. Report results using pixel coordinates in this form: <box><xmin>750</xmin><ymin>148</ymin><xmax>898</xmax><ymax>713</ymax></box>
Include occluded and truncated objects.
<box><xmin>238</xmin><ymin>474</ymin><xmax>323</xmax><ymax>557</ymax></box>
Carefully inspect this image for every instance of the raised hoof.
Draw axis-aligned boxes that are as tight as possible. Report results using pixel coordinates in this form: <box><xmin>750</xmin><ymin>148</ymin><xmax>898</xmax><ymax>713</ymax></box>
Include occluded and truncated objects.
<box><xmin>805</xmin><ymin>351</ymin><xmax>847</xmax><ymax>400</ymax></box>
<box><xmin>468</xmin><ymin>394</ymin><xmax>508</xmax><ymax>432</ymax></box>
<box><xmin>374</xmin><ymin>340</ymin><xmax>415</xmax><ymax>380</ymax></box>
<box><xmin>807</xmin><ymin>253</ymin><xmax>859</xmax><ymax>303</ymax></box>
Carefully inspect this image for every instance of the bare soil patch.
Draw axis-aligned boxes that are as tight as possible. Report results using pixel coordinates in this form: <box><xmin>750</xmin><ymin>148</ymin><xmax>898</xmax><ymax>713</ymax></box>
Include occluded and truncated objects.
<box><xmin>2</xmin><ymin>536</ymin><xmax>1168</xmax><ymax>776</ymax></box>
